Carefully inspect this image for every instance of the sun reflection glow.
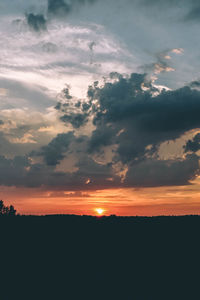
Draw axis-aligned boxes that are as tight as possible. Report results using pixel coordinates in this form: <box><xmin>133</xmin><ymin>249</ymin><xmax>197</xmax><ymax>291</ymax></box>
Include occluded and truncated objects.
<box><xmin>95</xmin><ymin>208</ymin><xmax>105</xmax><ymax>215</ymax></box>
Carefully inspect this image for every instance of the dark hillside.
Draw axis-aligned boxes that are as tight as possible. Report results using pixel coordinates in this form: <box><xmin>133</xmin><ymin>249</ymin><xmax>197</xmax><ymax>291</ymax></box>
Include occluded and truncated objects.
<box><xmin>1</xmin><ymin>215</ymin><xmax>199</xmax><ymax>300</ymax></box>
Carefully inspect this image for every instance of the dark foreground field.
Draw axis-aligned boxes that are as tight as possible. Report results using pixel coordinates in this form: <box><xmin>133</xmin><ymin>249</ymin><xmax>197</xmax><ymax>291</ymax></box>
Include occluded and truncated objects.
<box><xmin>1</xmin><ymin>215</ymin><xmax>200</xmax><ymax>300</ymax></box>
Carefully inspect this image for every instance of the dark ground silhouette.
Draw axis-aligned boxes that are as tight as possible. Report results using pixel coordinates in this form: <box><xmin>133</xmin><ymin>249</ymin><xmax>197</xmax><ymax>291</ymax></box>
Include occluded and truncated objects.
<box><xmin>1</xmin><ymin>214</ymin><xmax>200</xmax><ymax>300</ymax></box>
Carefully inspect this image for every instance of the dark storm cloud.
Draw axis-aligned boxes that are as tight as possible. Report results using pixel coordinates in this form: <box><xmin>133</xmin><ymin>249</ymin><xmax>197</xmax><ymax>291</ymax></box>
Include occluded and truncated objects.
<box><xmin>189</xmin><ymin>81</ymin><xmax>200</xmax><ymax>88</ymax></box>
<box><xmin>49</xmin><ymin>72</ymin><xmax>200</xmax><ymax>187</ymax></box>
<box><xmin>184</xmin><ymin>133</ymin><xmax>200</xmax><ymax>153</ymax></box>
<box><xmin>87</xmin><ymin>73</ymin><xmax>200</xmax><ymax>165</ymax></box>
<box><xmin>26</xmin><ymin>13</ymin><xmax>47</xmax><ymax>32</ymax></box>
<box><xmin>88</xmin><ymin>124</ymin><xmax>116</xmax><ymax>153</ymax></box>
<box><xmin>60</xmin><ymin>113</ymin><xmax>88</xmax><ymax>128</ymax></box>
<box><xmin>0</xmin><ymin>151</ymin><xmax>118</xmax><ymax>190</ymax></box>
<box><xmin>0</xmin><ymin>155</ymin><xmax>30</xmax><ymax>186</ymax></box>
<box><xmin>125</xmin><ymin>154</ymin><xmax>199</xmax><ymax>187</ymax></box>
<box><xmin>2</xmin><ymin>72</ymin><xmax>200</xmax><ymax>189</ymax></box>
<box><xmin>55</xmin><ymin>87</ymin><xmax>89</xmax><ymax>128</ymax></box>
<box><xmin>0</xmin><ymin>153</ymin><xmax>59</xmax><ymax>188</ymax></box>
<box><xmin>74</xmin><ymin>156</ymin><xmax>118</xmax><ymax>188</ymax></box>
<box><xmin>61</xmin><ymin>87</ymin><xmax>73</xmax><ymax>100</ymax></box>
<box><xmin>0</xmin><ymin>150</ymin><xmax>197</xmax><ymax>189</ymax></box>
<box><xmin>39</xmin><ymin>131</ymin><xmax>74</xmax><ymax>166</ymax></box>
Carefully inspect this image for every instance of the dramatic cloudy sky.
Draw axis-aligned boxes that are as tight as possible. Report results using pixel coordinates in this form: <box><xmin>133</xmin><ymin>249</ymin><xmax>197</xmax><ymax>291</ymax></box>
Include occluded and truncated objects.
<box><xmin>1</xmin><ymin>0</ymin><xmax>200</xmax><ymax>215</ymax></box>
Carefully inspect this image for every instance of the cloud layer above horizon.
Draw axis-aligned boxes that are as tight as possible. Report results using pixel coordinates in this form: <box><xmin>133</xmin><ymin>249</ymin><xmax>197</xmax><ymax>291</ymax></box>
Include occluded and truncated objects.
<box><xmin>1</xmin><ymin>0</ymin><xmax>200</xmax><ymax>195</ymax></box>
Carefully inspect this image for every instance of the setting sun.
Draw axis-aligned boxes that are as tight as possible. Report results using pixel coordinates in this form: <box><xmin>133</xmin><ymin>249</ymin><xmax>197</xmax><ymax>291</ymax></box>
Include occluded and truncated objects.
<box><xmin>95</xmin><ymin>208</ymin><xmax>105</xmax><ymax>215</ymax></box>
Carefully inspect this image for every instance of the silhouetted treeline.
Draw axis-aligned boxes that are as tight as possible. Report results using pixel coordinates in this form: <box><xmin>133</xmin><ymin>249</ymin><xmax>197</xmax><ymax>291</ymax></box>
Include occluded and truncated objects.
<box><xmin>1</xmin><ymin>214</ymin><xmax>200</xmax><ymax>300</ymax></box>
<box><xmin>0</xmin><ymin>200</ymin><xmax>16</xmax><ymax>216</ymax></box>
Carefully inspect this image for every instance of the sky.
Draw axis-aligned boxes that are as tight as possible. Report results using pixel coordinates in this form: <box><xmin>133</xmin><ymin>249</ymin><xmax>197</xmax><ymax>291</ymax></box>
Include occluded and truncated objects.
<box><xmin>1</xmin><ymin>0</ymin><xmax>200</xmax><ymax>215</ymax></box>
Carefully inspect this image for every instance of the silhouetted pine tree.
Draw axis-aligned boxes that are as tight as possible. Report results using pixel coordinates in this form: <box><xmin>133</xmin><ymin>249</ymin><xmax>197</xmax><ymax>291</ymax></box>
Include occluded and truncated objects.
<box><xmin>0</xmin><ymin>200</ymin><xmax>17</xmax><ymax>216</ymax></box>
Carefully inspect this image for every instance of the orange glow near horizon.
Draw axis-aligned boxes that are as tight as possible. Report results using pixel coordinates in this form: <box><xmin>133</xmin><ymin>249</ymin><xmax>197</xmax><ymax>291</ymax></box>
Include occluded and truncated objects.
<box><xmin>2</xmin><ymin>184</ymin><xmax>200</xmax><ymax>216</ymax></box>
